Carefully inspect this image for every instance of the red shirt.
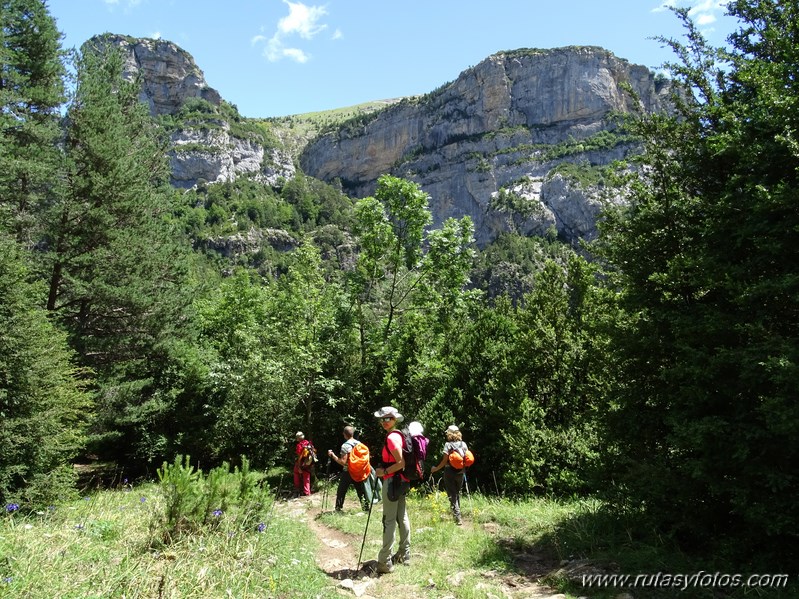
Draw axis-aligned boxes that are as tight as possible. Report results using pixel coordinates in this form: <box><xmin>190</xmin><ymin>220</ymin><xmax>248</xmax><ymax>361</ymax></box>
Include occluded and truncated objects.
<box><xmin>381</xmin><ymin>430</ymin><xmax>404</xmax><ymax>478</ymax></box>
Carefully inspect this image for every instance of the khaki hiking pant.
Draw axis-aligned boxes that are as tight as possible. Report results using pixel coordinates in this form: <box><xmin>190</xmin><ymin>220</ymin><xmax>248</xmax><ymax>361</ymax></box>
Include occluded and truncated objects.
<box><xmin>377</xmin><ymin>477</ymin><xmax>410</xmax><ymax>565</ymax></box>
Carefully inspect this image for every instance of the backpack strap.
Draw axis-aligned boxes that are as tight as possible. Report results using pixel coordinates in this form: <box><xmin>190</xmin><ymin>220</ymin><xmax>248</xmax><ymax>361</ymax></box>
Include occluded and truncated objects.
<box><xmin>342</xmin><ymin>438</ymin><xmax>358</xmax><ymax>459</ymax></box>
<box><xmin>383</xmin><ymin>430</ymin><xmax>404</xmax><ymax>465</ymax></box>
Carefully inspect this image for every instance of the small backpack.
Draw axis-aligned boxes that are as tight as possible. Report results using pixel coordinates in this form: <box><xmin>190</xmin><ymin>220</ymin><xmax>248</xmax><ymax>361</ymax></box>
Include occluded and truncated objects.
<box><xmin>347</xmin><ymin>442</ymin><xmax>371</xmax><ymax>482</ymax></box>
<box><xmin>395</xmin><ymin>423</ymin><xmax>429</xmax><ymax>481</ymax></box>
<box><xmin>300</xmin><ymin>441</ymin><xmax>318</xmax><ymax>467</ymax></box>
<box><xmin>448</xmin><ymin>444</ymin><xmax>475</xmax><ymax>469</ymax></box>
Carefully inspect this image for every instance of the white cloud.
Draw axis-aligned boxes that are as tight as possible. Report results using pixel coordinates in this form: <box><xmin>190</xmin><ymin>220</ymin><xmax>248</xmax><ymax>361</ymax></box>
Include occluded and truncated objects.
<box><xmin>687</xmin><ymin>0</ymin><xmax>726</xmax><ymax>25</ymax></box>
<box><xmin>332</xmin><ymin>28</ymin><xmax>343</xmax><ymax>40</ymax></box>
<box><xmin>150</xmin><ymin>31</ymin><xmax>161</xmax><ymax>40</ymax></box>
<box><xmin>283</xmin><ymin>48</ymin><xmax>310</xmax><ymax>63</ymax></box>
<box><xmin>652</xmin><ymin>0</ymin><xmax>726</xmax><ymax>22</ymax></box>
<box><xmin>255</xmin><ymin>1</ymin><xmax>331</xmax><ymax>63</ymax></box>
<box><xmin>102</xmin><ymin>0</ymin><xmax>145</xmax><ymax>14</ymax></box>
<box><xmin>277</xmin><ymin>1</ymin><xmax>328</xmax><ymax>39</ymax></box>
<box><xmin>652</xmin><ymin>0</ymin><xmax>677</xmax><ymax>12</ymax></box>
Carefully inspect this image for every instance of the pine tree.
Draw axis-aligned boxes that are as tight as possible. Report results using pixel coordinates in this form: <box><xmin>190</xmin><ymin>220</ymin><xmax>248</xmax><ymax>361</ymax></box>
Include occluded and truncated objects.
<box><xmin>0</xmin><ymin>233</ymin><xmax>91</xmax><ymax>506</ymax></box>
<box><xmin>41</xmin><ymin>40</ymin><xmax>194</xmax><ymax>461</ymax></box>
<box><xmin>0</xmin><ymin>0</ymin><xmax>66</xmax><ymax>243</ymax></box>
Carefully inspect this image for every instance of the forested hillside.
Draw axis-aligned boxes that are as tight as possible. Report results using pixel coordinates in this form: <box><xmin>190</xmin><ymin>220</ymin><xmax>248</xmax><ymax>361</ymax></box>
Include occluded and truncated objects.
<box><xmin>1</xmin><ymin>0</ymin><xmax>796</xmax><ymax>576</ymax></box>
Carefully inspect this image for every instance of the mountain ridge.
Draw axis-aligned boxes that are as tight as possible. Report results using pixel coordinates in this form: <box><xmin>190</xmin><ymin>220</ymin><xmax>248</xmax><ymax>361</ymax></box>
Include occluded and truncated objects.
<box><xmin>99</xmin><ymin>34</ymin><xmax>671</xmax><ymax>247</ymax></box>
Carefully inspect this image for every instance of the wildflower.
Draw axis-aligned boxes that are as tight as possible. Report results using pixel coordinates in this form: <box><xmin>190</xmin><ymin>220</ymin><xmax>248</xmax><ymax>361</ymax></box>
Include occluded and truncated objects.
<box><xmin>140</xmin><ymin>497</ymin><xmax>146</xmax><ymax>503</ymax></box>
<box><xmin>75</xmin><ymin>523</ymin><xmax>84</xmax><ymax>530</ymax></box>
<box><xmin>47</xmin><ymin>506</ymin><xmax>56</xmax><ymax>512</ymax></box>
<box><xmin>256</xmin><ymin>522</ymin><xmax>266</xmax><ymax>532</ymax></box>
<box><xmin>2</xmin><ymin>577</ymin><xmax>12</xmax><ymax>584</ymax></box>
<box><xmin>5</xmin><ymin>503</ymin><xmax>19</xmax><ymax>513</ymax></box>
<box><xmin>212</xmin><ymin>509</ymin><xmax>223</xmax><ymax>517</ymax></box>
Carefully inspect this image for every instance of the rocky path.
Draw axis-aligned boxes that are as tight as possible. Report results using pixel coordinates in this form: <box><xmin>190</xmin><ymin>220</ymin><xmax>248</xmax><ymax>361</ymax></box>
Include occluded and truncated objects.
<box><xmin>277</xmin><ymin>493</ymin><xmax>578</xmax><ymax>599</ymax></box>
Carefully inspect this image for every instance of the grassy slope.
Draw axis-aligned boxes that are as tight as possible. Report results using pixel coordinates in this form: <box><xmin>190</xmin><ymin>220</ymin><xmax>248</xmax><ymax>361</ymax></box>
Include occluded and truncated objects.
<box><xmin>264</xmin><ymin>98</ymin><xmax>404</xmax><ymax>157</ymax></box>
<box><xmin>2</xmin><ymin>475</ymin><xmax>796</xmax><ymax>598</ymax></box>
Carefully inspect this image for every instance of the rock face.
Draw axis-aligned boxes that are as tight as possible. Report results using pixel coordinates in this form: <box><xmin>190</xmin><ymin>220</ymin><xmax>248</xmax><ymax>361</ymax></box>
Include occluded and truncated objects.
<box><xmin>168</xmin><ymin>122</ymin><xmax>295</xmax><ymax>189</ymax></box>
<box><xmin>91</xmin><ymin>36</ymin><xmax>667</xmax><ymax>248</ymax></box>
<box><xmin>95</xmin><ymin>34</ymin><xmax>295</xmax><ymax>189</ymax></box>
<box><xmin>96</xmin><ymin>34</ymin><xmax>222</xmax><ymax>116</ymax></box>
<box><xmin>300</xmin><ymin>46</ymin><xmax>670</xmax><ymax>246</ymax></box>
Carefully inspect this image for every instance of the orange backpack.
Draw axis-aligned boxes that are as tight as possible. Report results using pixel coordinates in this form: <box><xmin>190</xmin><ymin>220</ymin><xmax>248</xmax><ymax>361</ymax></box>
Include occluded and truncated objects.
<box><xmin>448</xmin><ymin>446</ymin><xmax>475</xmax><ymax>469</ymax></box>
<box><xmin>347</xmin><ymin>442</ymin><xmax>372</xmax><ymax>482</ymax></box>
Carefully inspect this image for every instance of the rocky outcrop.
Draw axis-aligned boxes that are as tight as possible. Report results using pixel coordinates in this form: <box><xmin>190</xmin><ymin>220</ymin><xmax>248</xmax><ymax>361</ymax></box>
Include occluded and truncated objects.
<box><xmin>301</xmin><ymin>46</ymin><xmax>669</xmax><ymax>246</ymax></box>
<box><xmin>168</xmin><ymin>122</ymin><xmax>295</xmax><ymax>189</ymax></box>
<box><xmin>93</xmin><ymin>34</ymin><xmax>295</xmax><ymax>189</ymax></box>
<box><xmin>199</xmin><ymin>228</ymin><xmax>299</xmax><ymax>258</ymax></box>
<box><xmin>94</xmin><ymin>34</ymin><xmax>222</xmax><ymax>116</ymax></box>
<box><xmin>91</xmin><ymin>36</ymin><xmax>665</xmax><ymax>248</ymax></box>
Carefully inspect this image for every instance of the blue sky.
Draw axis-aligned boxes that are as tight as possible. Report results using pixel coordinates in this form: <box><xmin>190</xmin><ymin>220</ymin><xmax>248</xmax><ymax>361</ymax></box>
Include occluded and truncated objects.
<box><xmin>46</xmin><ymin>0</ymin><xmax>737</xmax><ymax>118</ymax></box>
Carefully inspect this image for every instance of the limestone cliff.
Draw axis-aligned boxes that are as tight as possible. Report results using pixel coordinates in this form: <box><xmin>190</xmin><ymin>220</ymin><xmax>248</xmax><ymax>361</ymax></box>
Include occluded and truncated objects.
<box><xmin>300</xmin><ymin>46</ymin><xmax>670</xmax><ymax>246</ymax></box>
<box><xmin>91</xmin><ymin>36</ymin><xmax>667</xmax><ymax>249</ymax></box>
<box><xmin>94</xmin><ymin>34</ymin><xmax>295</xmax><ymax>190</ymax></box>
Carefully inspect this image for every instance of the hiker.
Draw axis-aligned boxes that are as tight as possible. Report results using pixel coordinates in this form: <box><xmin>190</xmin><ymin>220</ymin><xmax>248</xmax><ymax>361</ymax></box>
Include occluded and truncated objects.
<box><xmin>430</xmin><ymin>424</ymin><xmax>469</xmax><ymax>525</ymax></box>
<box><xmin>293</xmin><ymin>431</ymin><xmax>313</xmax><ymax>497</ymax></box>
<box><xmin>327</xmin><ymin>426</ymin><xmax>369</xmax><ymax>512</ymax></box>
<box><xmin>373</xmin><ymin>406</ymin><xmax>411</xmax><ymax>574</ymax></box>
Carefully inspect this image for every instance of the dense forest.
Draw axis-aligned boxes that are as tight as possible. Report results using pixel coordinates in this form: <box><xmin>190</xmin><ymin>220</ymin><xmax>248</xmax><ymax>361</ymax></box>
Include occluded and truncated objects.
<box><xmin>1</xmin><ymin>0</ymin><xmax>796</xmax><ymax>573</ymax></box>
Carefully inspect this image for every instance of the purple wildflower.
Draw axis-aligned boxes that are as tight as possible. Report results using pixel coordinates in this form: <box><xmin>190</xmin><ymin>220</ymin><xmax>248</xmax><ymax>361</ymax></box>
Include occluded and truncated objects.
<box><xmin>212</xmin><ymin>509</ymin><xmax>223</xmax><ymax>517</ymax></box>
<box><xmin>257</xmin><ymin>522</ymin><xmax>266</xmax><ymax>532</ymax></box>
<box><xmin>5</xmin><ymin>503</ymin><xmax>19</xmax><ymax>513</ymax></box>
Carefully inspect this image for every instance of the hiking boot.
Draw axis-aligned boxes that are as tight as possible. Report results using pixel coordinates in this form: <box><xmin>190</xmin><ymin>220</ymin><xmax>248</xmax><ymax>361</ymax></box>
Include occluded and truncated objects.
<box><xmin>376</xmin><ymin>562</ymin><xmax>394</xmax><ymax>574</ymax></box>
<box><xmin>455</xmin><ymin>516</ymin><xmax>463</xmax><ymax>526</ymax></box>
<box><xmin>391</xmin><ymin>552</ymin><xmax>410</xmax><ymax>566</ymax></box>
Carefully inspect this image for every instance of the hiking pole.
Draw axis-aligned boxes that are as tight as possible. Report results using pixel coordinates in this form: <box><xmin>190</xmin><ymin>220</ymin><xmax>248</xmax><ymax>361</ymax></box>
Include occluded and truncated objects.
<box><xmin>356</xmin><ymin>469</ymin><xmax>379</xmax><ymax>572</ymax></box>
<box><xmin>321</xmin><ymin>457</ymin><xmax>332</xmax><ymax>514</ymax></box>
<box><xmin>463</xmin><ymin>470</ymin><xmax>474</xmax><ymax>515</ymax></box>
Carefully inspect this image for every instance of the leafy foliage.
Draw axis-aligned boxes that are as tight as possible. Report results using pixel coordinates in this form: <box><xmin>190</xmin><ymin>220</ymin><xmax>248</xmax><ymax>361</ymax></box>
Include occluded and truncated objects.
<box><xmin>155</xmin><ymin>454</ymin><xmax>267</xmax><ymax>542</ymax></box>
<box><xmin>596</xmin><ymin>1</ymin><xmax>799</xmax><ymax>558</ymax></box>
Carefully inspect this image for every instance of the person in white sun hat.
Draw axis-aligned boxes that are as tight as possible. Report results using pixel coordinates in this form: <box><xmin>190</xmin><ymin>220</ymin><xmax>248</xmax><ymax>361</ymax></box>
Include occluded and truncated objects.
<box><xmin>373</xmin><ymin>406</ymin><xmax>410</xmax><ymax>574</ymax></box>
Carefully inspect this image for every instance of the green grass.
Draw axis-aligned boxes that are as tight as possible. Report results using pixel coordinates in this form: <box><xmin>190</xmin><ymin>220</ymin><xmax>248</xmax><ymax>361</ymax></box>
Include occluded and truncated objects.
<box><xmin>0</xmin><ymin>482</ymin><xmax>329</xmax><ymax>598</ymax></box>
<box><xmin>3</xmin><ymin>475</ymin><xmax>797</xmax><ymax>598</ymax></box>
<box><xmin>265</xmin><ymin>99</ymin><xmax>403</xmax><ymax>155</ymax></box>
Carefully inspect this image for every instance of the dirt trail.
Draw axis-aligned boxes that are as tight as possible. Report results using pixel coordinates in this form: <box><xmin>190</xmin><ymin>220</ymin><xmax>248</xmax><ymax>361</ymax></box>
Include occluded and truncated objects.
<box><xmin>277</xmin><ymin>493</ymin><xmax>574</xmax><ymax>599</ymax></box>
